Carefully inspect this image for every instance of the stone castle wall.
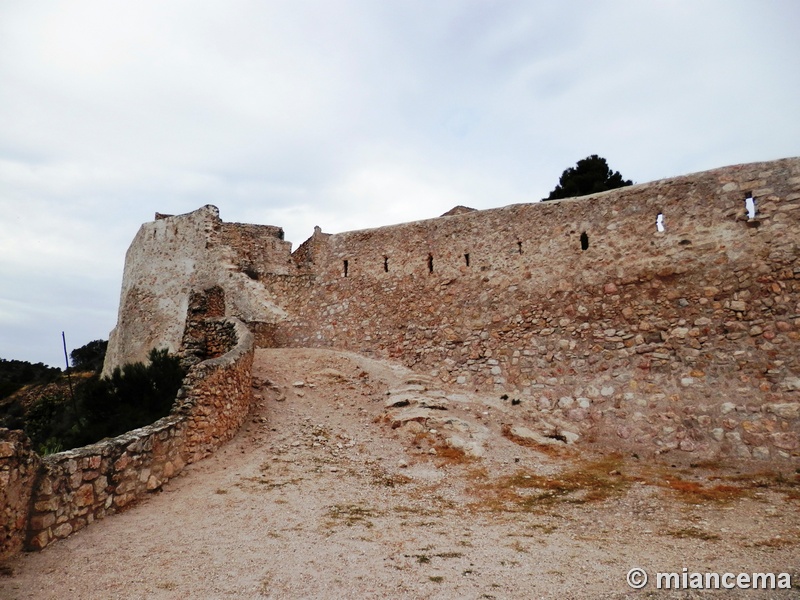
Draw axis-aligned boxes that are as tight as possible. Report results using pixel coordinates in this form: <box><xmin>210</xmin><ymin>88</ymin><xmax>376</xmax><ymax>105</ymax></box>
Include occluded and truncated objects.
<box><xmin>265</xmin><ymin>159</ymin><xmax>800</xmax><ymax>460</ymax></box>
<box><xmin>103</xmin><ymin>206</ymin><xmax>290</xmax><ymax>376</ymax></box>
<box><xmin>96</xmin><ymin>157</ymin><xmax>800</xmax><ymax>464</ymax></box>
<box><xmin>6</xmin><ymin>157</ymin><xmax>797</xmax><ymax>559</ymax></box>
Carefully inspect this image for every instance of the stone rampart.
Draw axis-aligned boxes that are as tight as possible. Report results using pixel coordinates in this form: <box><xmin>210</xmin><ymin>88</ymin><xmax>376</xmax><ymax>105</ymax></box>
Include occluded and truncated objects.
<box><xmin>174</xmin><ymin>318</ymin><xmax>254</xmax><ymax>463</ymax></box>
<box><xmin>103</xmin><ymin>206</ymin><xmax>289</xmax><ymax>376</ymax></box>
<box><xmin>24</xmin><ymin>415</ymin><xmax>187</xmax><ymax>552</ymax></box>
<box><xmin>98</xmin><ymin>158</ymin><xmax>800</xmax><ymax>464</ymax></box>
<box><xmin>269</xmin><ymin>158</ymin><xmax>800</xmax><ymax>460</ymax></box>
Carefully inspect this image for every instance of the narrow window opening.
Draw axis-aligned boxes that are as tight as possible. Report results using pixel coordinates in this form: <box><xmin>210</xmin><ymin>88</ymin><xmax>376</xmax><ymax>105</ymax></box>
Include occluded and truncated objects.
<box><xmin>343</xmin><ymin>260</ymin><xmax>349</xmax><ymax>277</ymax></box>
<box><xmin>383</xmin><ymin>256</ymin><xmax>389</xmax><ymax>272</ymax></box>
<box><xmin>745</xmin><ymin>193</ymin><xmax>756</xmax><ymax>219</ymax></box>
<box><xmin>427</xmin><ymin>253</ymin><xmax>434</xmax><ymax>274</ymax></box>
<box><xmin>517</xmin><ymin>241</ymin><xmax>523</xmax><ymax>254</ymax></box>
<box><xmin>580</xmin><ymin>231</ymin><xmax>589</xmax><ymax>251</ymax></box>
<box><xmin>656</xmin><ymin>213</ymin><xmax>665</xmax><ymax>233</ymax></box>
<box><xmin>464</xmin><ymin>253</ymin><xmax>470</xmax><ymax>267</ymax></box>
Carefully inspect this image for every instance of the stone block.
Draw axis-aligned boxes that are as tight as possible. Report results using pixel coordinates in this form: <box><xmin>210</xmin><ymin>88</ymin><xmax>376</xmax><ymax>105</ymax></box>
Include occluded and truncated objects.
<box><xmin>771</xmin><ymin>432</ymin><xmax>799</xmax><ymax>450</ymax></box>
<box><xmin>765</xmin><ymin>403</ymin><xmax>800</xmax><ymax>419</ymax></box>
<box><xmin>34</xmin><ymin>497</ymin><xmax>59</xmax><ymax>512</ymax></box>
<box><xmin>28</xmin><ymin>530</ymin><xmax>50</xmax><ymax>551</ymax></box>
<box><xmin>53</xmin><ymin>523</ymin><xmax>73</xmax><ymax>539</ymax></box>
<box><xmin>0</xmin><ymin>441</ymin><xmax>15</xmax><ymax>458</ymax></box>
<box><xmin>75</xmin><ymin>483</ymin><xmax>95</xmax><ymax>508</ymax></box>
<box><xmin>29</xmin><ymin>512</ymin><xmax>56</xmax><ymax>531</ymax></box>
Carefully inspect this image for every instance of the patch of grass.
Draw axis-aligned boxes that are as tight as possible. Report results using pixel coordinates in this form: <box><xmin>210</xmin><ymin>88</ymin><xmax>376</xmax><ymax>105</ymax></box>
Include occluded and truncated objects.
<box><xmin>666</xmin><ymin>527</ymin><xmax>721</xmax><ymax>541</ymax></box>
<box><xmin>429</xmin><ymin>576</ymin><xmax>444</xmax><ymax>583</ymax></box>
<box><xmin>393</xmin><ymin>505</ymin><xmax>439</xmax><ymax>517</ymax></box>
<box><xmin>237</xmin><ymin>476</ymin><xmax>304</xmax><ymax>491</ymax></box>
<box><xmin>156</xmin><ymin>582</ymin><xmax>178</xmax><ymax>591</ymax></box>
<box><xmin>500</xmin><ymin>424</ymin><xmax>571</xmax><ymax>457</ymax></box>
<box><xmin>659</xmin><ymin>478</ymin><xmax>750</xmax><ymax>504</ymax></box>
<box><xmin>326</xmin><ymin>503</ymin><xmax>380</xmax><ymax>528</ymax></box>
<box><xmin>499</xmin><ymin>560</ymin><xmax>520</xmax><ymax>567</ymax></box>
<box><xmin>258</xmin><ymin>575</ymin><xmax>272</xmax><ymax>595</ymax></box>
<box><xmin>373</xmin><ymin>472</ymin><xmax>413</xmax><ymax>487</ymax></box>
<box><xmin>433</xmin><ymin>444</ymin><xmax>475</xmax><ymax>466</ymax></box>
<box><xmin>433</xmin><ymin>551</ymin><xmax>463</xmax><ymax>559</ymax></box>
<box><xmin>750</xmin><ymin>536</ymin><xmax>797</xmax><ymax>549</ymax></box>
<box><xmin>712</xmin><ymin>470</ymin><xmax>800</xmax><ymax>502</ymax></box>
<box><xmin>467</xmin><ymin>466</ymin><xmax>489</xmax><ymax>481</ymax></box>
<box><xmin>468</xmin><ymin>455</ymin><xmax>631</xmax><ymax>513</ymax></box>
<box><xmin>527</xmin><ymin>523</ymin><xmax>558</xmax><ymax>534</ymax></box>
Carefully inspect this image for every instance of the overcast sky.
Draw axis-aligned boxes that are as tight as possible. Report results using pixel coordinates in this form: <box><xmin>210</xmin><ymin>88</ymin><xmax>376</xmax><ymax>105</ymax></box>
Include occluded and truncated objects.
<box><xmin>1</xmin><ymin>1</ymin><xmax>798</xmax><ymax>368</ymax></box>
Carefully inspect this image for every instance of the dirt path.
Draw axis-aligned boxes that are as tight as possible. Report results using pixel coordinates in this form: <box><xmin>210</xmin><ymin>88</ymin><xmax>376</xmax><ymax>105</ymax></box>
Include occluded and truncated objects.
<box><xmin>3</xmin><ymin>348</ymin><xmax>799</xmax><ymax>599</ymax></box>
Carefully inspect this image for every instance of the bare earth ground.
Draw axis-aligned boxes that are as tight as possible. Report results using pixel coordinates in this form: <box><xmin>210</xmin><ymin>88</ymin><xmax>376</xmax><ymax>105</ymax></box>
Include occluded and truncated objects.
<box><xmin>2</xmin><ymin>348</ymin><xmax>799</xmax><ymax>600</ymax></box>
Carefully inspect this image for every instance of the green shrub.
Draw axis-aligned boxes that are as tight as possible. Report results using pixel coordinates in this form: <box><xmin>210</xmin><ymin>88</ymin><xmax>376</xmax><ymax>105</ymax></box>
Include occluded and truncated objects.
<box><xmin>76</xmin><ymin>348</ymin><xmax>185</xmax><ymax>445</ymax></box>
<box><xmin>16</xmin><ymin>348</ymin><xmax>185</xmax><ymax>452</ymax></box>
<box><xmin>70</xmin><ymin>339</ymin><xmax>108</xmax><ymax>373</ymax></box>
<box><xmin>24</xmin><ymin>393</ymin><xmax>73</xmax><ymax>451</ymax></box>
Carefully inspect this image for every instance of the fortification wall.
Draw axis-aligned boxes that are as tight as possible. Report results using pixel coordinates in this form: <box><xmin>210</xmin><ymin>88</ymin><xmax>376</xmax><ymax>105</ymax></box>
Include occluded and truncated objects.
<box><xmin>267</xmin><ymin>158</ymin><xmax>800</xmax><ymax>460</ymax></box>
<box><xmin>1</xmin><ymin>310</ymin><xmax>254</xmax><ymax>558</ymax></box>
<box><xmin>103</xmin><ymin>206</ymin><xmax>290</xmax><ymax>376</ymax></box>
<box><xmin>98</xmin><ymin>158</ymin><xmax>800</xmax><ymax>462</ymax></box>
<box><xmin>174</xmin><ymin>317</ymin><xmax>254</xmax><ymax>463</ymax></box>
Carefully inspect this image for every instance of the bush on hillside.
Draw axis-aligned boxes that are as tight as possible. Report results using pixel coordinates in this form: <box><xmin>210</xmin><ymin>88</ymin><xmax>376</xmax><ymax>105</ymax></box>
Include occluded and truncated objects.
<box><xmin>1</xmin><ymin>348</ymin><xmax>185</xmax><ymax>454</ymax></box>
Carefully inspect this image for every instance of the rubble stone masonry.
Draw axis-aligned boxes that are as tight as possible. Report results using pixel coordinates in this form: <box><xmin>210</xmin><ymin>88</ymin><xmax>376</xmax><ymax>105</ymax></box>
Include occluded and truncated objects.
<box><xmin>99</xmin><ymin>158</ymin><xmax>799</xmax><ymax>466</ymax></box>
<box><xmin>0</xmin><ymin>430</ymin><xmax>40</xmax><ymax>558</ymax></box>
<box><xmin>269</xmin><ymin>158</ymin><xmax>800</xmax><ymax>462</ymax></box>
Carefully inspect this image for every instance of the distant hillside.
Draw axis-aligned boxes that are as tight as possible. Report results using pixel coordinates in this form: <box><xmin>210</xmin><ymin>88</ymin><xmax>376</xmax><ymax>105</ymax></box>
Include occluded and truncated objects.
<box><xmin>0</xmin><ymin>358</ymin><xmax>61</xmax><ymax>401</ymax></box>
<box><xmin>0</xmin><ymin>342</ymin><xmax>184</xmax><ymax>455</ymax></box>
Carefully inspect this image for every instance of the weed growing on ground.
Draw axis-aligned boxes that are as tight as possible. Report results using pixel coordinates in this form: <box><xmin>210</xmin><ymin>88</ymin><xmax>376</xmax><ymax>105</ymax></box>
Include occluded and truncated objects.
<box><xmin>467</xmin><ymin>454</ymin><xmax>631</xmax><ymax>513</ymax></box>
<box><xmin>665</xmin><ymin>527</ymin><xmax>721</xmax><ymax>541</ymax></box>
<box><xmin>325</xmin><ymin>504</ymin><xmax>380</xmax><ymax>528</ymax></box>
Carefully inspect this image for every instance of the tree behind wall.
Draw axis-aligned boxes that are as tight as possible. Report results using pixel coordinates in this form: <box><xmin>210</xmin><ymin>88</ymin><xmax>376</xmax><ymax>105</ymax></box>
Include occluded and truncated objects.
<box><xmin>2</xmin><ymin>348</ymin><xmax>185</xmax><ymax>453</ymax></box>
<box><xmin>70</xmin><ymin>339</ymin><xmax>108</xmax><ymax>373</ymax></box>
<box><xmin>544</xmin><ymin>155</ymin><xmax>632</xmax><ymax>201</ymax></box>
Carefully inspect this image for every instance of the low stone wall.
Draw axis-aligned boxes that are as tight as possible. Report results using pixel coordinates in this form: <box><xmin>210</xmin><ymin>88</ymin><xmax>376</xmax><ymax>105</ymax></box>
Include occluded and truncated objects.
<box><xmin>0</xmin><ymin>316</ymin><xmax>255</xmax><ymax>559</ymax></box>
<box><xmin>0</xmin><ymin>430</ymin><xmax>40</xmax><ymax>558</ymax></box>
<box><xmin>174</xmin><ymin>318</ymin><xmax>254</xmax><ymax>463</ymax></box>
<box><xmin>25</xmin><ymin>416</ymin><xmax>187</xmax><ymax>552</ymax></box>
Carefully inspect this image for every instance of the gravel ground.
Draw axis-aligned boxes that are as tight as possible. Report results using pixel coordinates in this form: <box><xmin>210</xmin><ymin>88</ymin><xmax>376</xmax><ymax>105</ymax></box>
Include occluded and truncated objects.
<box><xmin>2</xmin><ymin>348</ymin><xmax>799</xmax><ymax>599</ymax></box>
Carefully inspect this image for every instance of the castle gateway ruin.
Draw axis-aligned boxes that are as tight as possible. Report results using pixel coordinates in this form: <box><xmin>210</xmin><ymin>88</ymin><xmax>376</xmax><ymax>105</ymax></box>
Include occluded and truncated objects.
<box><xmin>104</xmin><ymin>157</ymin><xmax>800</xmax><ymax>463</ymax></box>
